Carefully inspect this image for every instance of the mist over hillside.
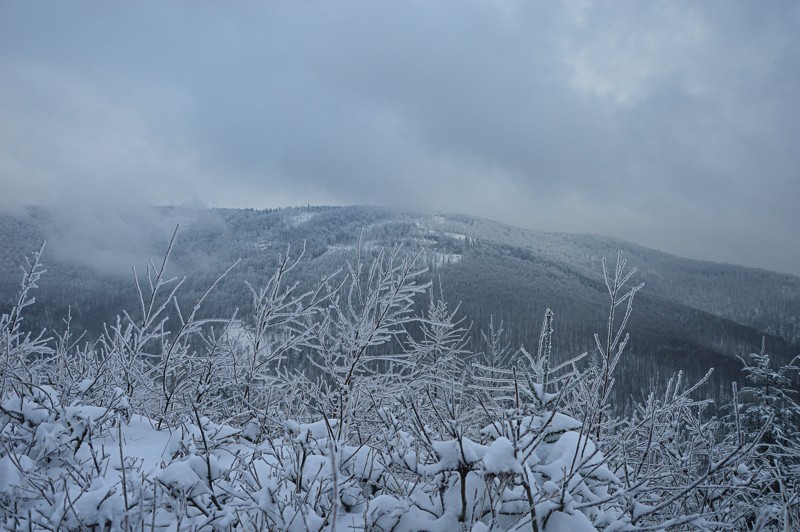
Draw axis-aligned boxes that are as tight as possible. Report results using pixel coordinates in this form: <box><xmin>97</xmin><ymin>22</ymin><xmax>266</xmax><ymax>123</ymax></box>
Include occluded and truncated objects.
<box><xmin>2</xmin><ymin>204</ymin><xmax>798</xmax><ymax>408</ymax></box>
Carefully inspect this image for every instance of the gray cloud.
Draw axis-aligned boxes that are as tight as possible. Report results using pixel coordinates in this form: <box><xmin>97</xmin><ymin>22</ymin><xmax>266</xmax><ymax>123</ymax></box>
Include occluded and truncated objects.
<box><xmin>1</xmin><ymin>1</ymin><xmax>798</xmax><ymax>274</ymax></box>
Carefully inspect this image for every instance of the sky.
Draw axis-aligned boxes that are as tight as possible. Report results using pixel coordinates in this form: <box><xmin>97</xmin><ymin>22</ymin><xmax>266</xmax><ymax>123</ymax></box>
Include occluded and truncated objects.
<box><xmin>1</xmin><ymin>1</ymin><xmax>799</xmax><ymax>275</ymax></box>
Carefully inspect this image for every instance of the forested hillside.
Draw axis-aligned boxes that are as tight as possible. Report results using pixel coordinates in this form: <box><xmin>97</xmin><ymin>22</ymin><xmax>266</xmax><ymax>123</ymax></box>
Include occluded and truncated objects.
<box><xmin>1</xmin><ymin>205</ymin><xmax>798</xmax><ymax>407</ymax></box>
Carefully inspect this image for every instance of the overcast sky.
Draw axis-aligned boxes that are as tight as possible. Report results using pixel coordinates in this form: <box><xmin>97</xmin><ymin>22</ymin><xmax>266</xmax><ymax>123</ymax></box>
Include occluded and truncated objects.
<box><xmin>1</xmin><ymin>1</ymin><xmax>799</xmax><ymax>275</ymax></box>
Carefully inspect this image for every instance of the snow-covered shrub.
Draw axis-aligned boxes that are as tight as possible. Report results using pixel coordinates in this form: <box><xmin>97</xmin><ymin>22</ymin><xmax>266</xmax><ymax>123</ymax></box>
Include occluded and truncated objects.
<box><xmin>721</xmin><ymin>342</ymin><xmax>800</xmax><ymax>528</ymax></box>
<box><xmin>1</xmin><ymin>236</ymin><xmax>797</xmax><ymax>530</ymax></box>
<box><xmin>0</xmin><ymin>380</ymin><xmax>124</xmax><ymax>528</ymax></box>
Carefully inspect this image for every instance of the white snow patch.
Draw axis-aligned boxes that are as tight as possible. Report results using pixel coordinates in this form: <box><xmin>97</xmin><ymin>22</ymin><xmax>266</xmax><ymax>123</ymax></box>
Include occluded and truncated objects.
<box><xmin>482</xmin><ymin>437</ymin><xmax>522</xmax><ymax>475</ymax></box>
<box><xmin>289</xmin><ymin>212</ymin><xmax>317</xmax><ymax>226</ymax></box>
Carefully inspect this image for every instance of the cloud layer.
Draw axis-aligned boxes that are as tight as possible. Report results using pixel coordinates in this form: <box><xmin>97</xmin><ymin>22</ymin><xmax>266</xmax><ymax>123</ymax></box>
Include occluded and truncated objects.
<box><xmin>1</xmin><ymin>1</ymin><xmax>799</xmax><ymax>274</ymax></box>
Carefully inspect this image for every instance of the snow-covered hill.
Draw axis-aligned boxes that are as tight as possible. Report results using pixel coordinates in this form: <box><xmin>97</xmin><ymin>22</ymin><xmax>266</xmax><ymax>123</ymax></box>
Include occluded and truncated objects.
<box><xmin>1</xmin><ymin>205</ymin><xmax>798</xmax><ymax>405</ymax></box>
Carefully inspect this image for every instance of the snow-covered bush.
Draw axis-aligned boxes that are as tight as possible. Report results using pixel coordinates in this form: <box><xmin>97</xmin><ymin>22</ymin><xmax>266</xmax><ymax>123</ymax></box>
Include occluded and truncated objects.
<box><xmin>721</xmin><ymin>342</ymin><xmax>800</xmax><ymax>527</ymax></box>
<box><xmin>1</xmin><ymin>235</ymin><xmax>797</xmax><ymax>530</ymax></box>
